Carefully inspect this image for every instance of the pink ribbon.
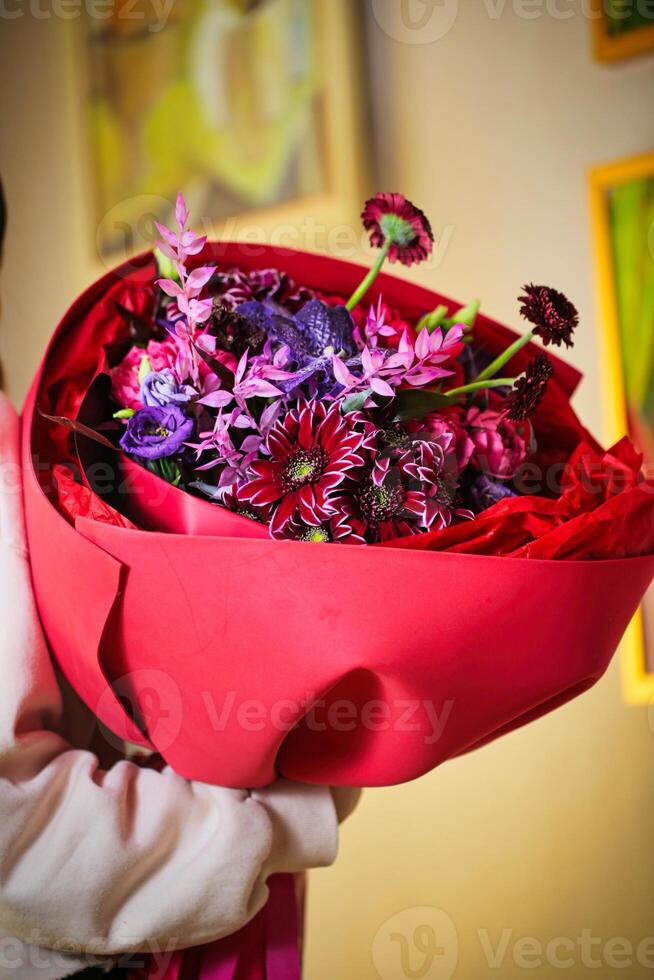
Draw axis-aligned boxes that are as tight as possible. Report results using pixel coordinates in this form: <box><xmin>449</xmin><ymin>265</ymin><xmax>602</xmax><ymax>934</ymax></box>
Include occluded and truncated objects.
<box><xmin>131</xmin><ymin>875</ymin><xmax>301</xmax><ymax>980</ymax></box>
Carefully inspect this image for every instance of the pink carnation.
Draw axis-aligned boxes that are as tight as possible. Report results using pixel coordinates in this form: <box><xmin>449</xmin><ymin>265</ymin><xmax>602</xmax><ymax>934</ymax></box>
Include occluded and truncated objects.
<box><xmin>111</xmin><ymin>339</ymin><xmax>179</xmax><ymax>410</ymax></box>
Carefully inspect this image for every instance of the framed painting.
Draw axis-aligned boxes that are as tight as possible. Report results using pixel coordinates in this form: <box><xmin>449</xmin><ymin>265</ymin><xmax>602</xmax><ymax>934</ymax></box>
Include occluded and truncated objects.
<box><xmin>590</xmin><ymin>151</ymin><xmax>654</xmax><ymax>704</ymax></box>
<box><xmin>78</xmin><ymin>0</ymin><xmax>368</xmax><ymax>261</ymax></box>
<box><xmin>591</xmin><ymin>0</ymin><xmax>654</xmax><ymax>62</ymax></box>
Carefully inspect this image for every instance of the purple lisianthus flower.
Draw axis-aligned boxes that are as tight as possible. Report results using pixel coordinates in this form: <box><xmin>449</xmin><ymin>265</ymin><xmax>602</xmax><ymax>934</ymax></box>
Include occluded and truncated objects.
<box><xmin>120</xmin><ymin>405</ymin><xmax>194</xmax><ymax>460</ymax></box>
<box><xmin>140</xmin><ymin>369</ymin><xmax>196</xmax><ymax>408</ymax></box>
<box><xmin>468</xmin><ymin>474</ymin><xmax>517</xmax><ymax>513</ymax></box>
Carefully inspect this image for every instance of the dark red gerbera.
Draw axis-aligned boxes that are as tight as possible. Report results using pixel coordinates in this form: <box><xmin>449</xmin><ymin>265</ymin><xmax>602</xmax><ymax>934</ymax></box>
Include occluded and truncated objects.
<box><xmin>506</xmin><ymin>354</ymin><xmax>554</xmax><ymax>422</ymax></box>
<box><xmin>362</xmin><ymin>193</ymin><xmax>434</xmax><ymax>267</ymax></box>
<box><xmin>238</xmin><ymin>401</ymin><xmax>367</xmax><ymax>536</ymax></box>
<box><xmin>519</xmin><ymin>284</ymin><xmax>579</xmax><ymax>348</ymax></box>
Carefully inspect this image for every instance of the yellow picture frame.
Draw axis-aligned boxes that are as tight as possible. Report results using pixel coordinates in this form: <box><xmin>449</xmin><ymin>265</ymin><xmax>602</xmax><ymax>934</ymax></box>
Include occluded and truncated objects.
<box><xmin>591</xmin><ymin>0</ymin><xmax>654</xmax><ymax>62</ymax></box>
<box><xmin>589</xmin><ymin>151</ymin><xmax>654</xmax><ymax>705</ymax></box>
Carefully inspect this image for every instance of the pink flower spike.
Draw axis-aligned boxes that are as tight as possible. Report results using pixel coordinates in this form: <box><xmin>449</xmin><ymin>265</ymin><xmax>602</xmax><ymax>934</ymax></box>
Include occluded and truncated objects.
<box><xmin>415</xmin><ymin>326</ymin><xmax>431</xmax><ymax>359</ymax></box>
<box><xmin>181</xmin><ymin>231</ymin><xmax>207</xmax><ymax>255</ymax></box>
<box><xmin>332</xmin><ymin>355</ymin><xmax>356</xmax><ymax>388</ymax></box>
<box><xmin>370</xmin><ymin>377</ymin><xmax>395</xmax><ymax>397</ymax></box>
<box><xmin>156</xmin><ymin>278</ymin><xmax>183</xmax><ymax>298</ymax></box>
<box><xmin>198</xmin><ymin>390</ymin><xmax>234</xmax><ymax>409</ymax></box>
<box><xmin>235</xmin><ymin>350</ymin><xmax>249</xmax><ymax>385</ymax></box>
<box><xmin>247</xmin><ymin>380</ymin><xmax>284</xmax><ymax>399</ymax></box>
<box><xmin>405</xmin><ymin>367</ymin><xmax>453</xmax><ymax>387</ymax></box>
<box><xmin>445</xmin><ymin>324</ymin><xmax>464</xmax><ymax>344</ymax></box>
<box><xmin>188</xmin><ymin>298</ymin><xmax>213</xmax><ymax>324</ymax></box>
<box><xmin>175</xmin><ymin>193</ymin><xmax>189</xmax><ymax>230</ymax></box>
<box><xmin>186</xmin><ymin>266</ymin><xmax>215</xmax><ymax>295</ymax></box>
<box><xmin>155</xmin><ymin>222</ymin><xmax>179</xmax><ymax>250</ymax></box>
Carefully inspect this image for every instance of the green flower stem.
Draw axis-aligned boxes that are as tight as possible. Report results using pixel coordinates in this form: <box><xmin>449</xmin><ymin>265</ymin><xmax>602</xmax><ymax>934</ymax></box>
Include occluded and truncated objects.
<box><xmin>443</xmin><ymin>377</ymin><xmax>515</xmax><ymax>399</ymax></box>
<box><xmin>474</xmin><ymin>330</ymin><xmax>534</xmax><ymax>383</ymax></box>
<box><xmin>346</xmin><ymin>237</ymin><xmax>393</xmax><ymax>311</ymax></box>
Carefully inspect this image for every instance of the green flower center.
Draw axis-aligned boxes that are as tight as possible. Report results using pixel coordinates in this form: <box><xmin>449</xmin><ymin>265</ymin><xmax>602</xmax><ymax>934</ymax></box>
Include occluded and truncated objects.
<box><xmin>433</xmin><ymin>477</ymin><xmax>455</xmax><ymax>506</ymax></box>
<box><xmin>300</xmin><ymin>526</ymin><xmax>331</xmax><ymax>543</ymax></box>
<box><xmin>380</xmin><ymin>427</ymin><xmax>411</xmax><ymax>451</ymax></box>
<box><xmin>236</xmin><ymin>506</ymin><xmax>264</xmax><ymax>524</ymax></box>
<box><xmin>282</xmin><ymin>447</ymin><xmax>327</xmax><ymax>491</ymax></box>
<box><xmin>358</xmin><ymin>480</ymin><xmax>404</xmax><ymax>525</ymax></box>
<box><xmin>379</xmin><ymin>213</ymin><xmax>416</xmax><ymax>247</ymax></box>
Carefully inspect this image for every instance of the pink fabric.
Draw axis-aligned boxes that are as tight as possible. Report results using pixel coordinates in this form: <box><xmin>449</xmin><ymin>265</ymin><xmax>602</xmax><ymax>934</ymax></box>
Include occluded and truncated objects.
<box><xmin>135</xmin><ymin>877</ymin><xmax>300</xmax><ymax>980</ymax></box>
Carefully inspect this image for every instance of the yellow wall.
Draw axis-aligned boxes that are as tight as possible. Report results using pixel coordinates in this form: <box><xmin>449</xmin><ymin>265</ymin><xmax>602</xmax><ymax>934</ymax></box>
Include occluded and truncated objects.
<box><xmin>2</xmin><ymin>6</ymin><xmax>654</xmax><ymax>980</ymax></box>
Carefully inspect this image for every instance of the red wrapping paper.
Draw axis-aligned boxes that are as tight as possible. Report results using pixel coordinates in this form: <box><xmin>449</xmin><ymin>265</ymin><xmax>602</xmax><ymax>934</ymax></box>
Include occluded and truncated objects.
<box><xmin>22</xmin><ymin>244</ymin><xmax>654</xmax><ymax>788</ymax></box>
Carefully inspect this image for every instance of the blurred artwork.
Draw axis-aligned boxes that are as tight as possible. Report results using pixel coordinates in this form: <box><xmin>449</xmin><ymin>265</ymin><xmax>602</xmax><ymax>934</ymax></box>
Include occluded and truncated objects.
<box><xmin>592</xmin><ymin>0</ymin><xmax>654</xmax><ymax>61</ymax></box>
<box><xmin>609</xmin><ymin>174</ymin><xmax>654</xmax><ymax>466</ymax></box>
<box><xmin>86</xmin><ymin>0</ymin><xmax>326</xmax><ymax>256</ymax></box>
<box><xmin>591</xmin><ymin>152</ymin><xmax>654</xmax><ymax>696</ymax></box>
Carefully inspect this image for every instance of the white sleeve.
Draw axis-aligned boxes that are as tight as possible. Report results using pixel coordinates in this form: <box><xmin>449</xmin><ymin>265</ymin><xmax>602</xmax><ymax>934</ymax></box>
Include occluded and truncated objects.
<box><xmin>0</xmin><ymin>393</ymin><xmax>340</xmax><ymax>958</ymax></box>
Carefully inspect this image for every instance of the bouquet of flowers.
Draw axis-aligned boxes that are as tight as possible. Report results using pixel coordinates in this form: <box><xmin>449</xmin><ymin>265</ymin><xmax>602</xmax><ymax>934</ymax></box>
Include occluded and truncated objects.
<box><xmin>22</xmin><ymin>191</ymin><xmax>654</xmax><ymax>980</ymax></box>
<box><xmin>24</xmin><ymin>191</ymin><xmax>654</xmax><ymax>789</ymax></box>
<box><xmin>106</xmin><ymin>194</ymin><xmax>580</xmax><ymax>544</ymax></box>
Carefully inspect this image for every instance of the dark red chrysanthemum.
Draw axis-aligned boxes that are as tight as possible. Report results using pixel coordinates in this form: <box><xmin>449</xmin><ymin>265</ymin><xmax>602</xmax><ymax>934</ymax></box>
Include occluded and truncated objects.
<box><xmin>237</xmin><ymin>401</ymin><xmax>366</xmax><ymax>536</ymax></box>
<box><xmin>506</xmin><ymin>354</ymin><xmax>554</xmax><ymax>422</ymax></box>
<box><xmin>331</xmin><ymin>437</ymin><xmax>472</xmax><ymax>544</ymax></box>
<box><xmin>519</xmin><ymin>284</ymin><xmax>579</xmax><ymax>348</ymax></box>
<box><xmin>362</xmin><ymin>193</ymin><xmax>434</xmax><ymax>267</ymax></box>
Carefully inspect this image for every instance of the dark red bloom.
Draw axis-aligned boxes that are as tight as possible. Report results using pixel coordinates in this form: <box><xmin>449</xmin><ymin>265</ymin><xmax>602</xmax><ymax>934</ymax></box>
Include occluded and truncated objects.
<box><xmin>362</xmin><ymin>193</ymin><xmax>434</xmax><ymax>267</ymax></box>
<box><xmin>519</xmin><ymin>284</ymin><xmax>579</xmax><ymax>348</ymax></box>
<box><xmin>506</xmin><ymin>354</ymin><xmax>555</xmax><ymax>422</ymax></box>
<box><xmin>332</xmin><ymin>434</ymin><xmax>472</xmax><ymax>544</ymax></box>
<box><xmin>237</xmin><ymin>401</ymin><xmax>367</xmax><ymax>536</ymax></box>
